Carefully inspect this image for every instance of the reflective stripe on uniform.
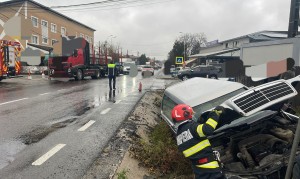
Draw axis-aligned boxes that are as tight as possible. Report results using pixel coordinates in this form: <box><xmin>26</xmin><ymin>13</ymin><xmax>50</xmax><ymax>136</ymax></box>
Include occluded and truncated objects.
<box><xmin>108</xmin><ymin>64</ymin><xmax>116</xmax><ymax>68</ymax></box>
<box><xmin>108</xmin><ymin>64</ymin><xmax>116</xmax><ymax>76</ymax></box>
<box><xmin>196</xmin><ymin>161</ymin><xmax>219</xmax><ymax>169</ymax></box>
<box><xmin>196</xmin><ymin>124</ymin><xmax>205</xmax><ymax>137</ymax></box>
<box><xmin>206</xmin><ymin>118</ymin><xmax>218</xmax><ymax>129</ymax></box>
<box><xmin>212</xmin><ymin>109</ymin><xmax>222</xmax><ymax>116</ymax></box>
<box><xmin>183</xmin><ymin>139</ymin><xmax>211</xmax><ymax>157</ymax></box>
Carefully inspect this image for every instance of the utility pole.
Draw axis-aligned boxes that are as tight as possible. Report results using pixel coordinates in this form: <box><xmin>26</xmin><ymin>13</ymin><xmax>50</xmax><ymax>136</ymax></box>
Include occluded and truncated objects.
<box><xmin>121</xmin><ymin>48</ymin><xmax>122</xmax><ymax>63</ymax></box>
<box><xmin>288</xmin><ymin>0</ymin><xmax>300</xmax><ymax>38</ymax></box>
<box><xmin>105</xmin><ymin>42</ymin><xmax>108</xmax><ymax>64</ymax></box>
<box><xmin>98</xmin><ymin>41</ymin><xmax>101</xmax><ymax>64</ymax></box>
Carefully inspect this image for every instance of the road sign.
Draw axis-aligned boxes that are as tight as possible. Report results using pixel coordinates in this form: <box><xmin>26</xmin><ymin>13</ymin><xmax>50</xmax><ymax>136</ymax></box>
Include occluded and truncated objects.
<box><xmin>175</xmin><ymin>56</ymin><xmax>184</xmax><ymax>64</ymax></box>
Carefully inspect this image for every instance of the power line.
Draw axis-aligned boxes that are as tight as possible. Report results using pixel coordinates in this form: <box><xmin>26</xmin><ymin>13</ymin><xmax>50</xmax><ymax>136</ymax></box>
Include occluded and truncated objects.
<box><xmin>17</xmin><ymin>0</ymin><xmax>175</xmax><ymax>12</ymax></box>
<box><xmin>50</xmin><ymin>0</ymin><xmax>155</xmax><ymax>8</ymax></box>
<box><xmin>50</xmin><ymin>0</ymin><xmax>174</xmax><ymax>12</ymax></box>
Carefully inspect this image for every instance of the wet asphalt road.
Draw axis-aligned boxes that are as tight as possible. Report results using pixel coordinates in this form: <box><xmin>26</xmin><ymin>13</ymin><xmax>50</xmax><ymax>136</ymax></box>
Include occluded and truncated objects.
<box><xmin>0</xmin><ymin>70</ymin><xmax>170</xmax><ymax>179</ymax></box>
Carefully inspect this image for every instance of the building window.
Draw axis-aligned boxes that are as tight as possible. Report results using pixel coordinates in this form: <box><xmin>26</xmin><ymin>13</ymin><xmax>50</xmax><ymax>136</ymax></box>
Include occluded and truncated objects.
<box><xmin>41</xmin><ymin>20</ymin><xmax>48</xmax><ymax>28</ymax></box>
<box><xmin>90</xmin><ymin>37</ymin><xmax>93</xmax><ymax>44</ymax></box>
<box><xmin>80</xmin><ymin>33</ymin><xmax>84</xmax><ymax>38</ymax></box>
<box><xmin>41</xmin><ymin>20</ymin><xmax>48</xmax><ymax>44</ymax></box>
<box><xmin>51</xmin><ymin>39</ymin><xmax>57</xmax><ymax>46</ymax></box>
<box><xmin>42</xmin><ymin>37</ymin><xmax>48</xmax><ymax>44</ymax></box>
<box><xmin>31</xmin><ymin>16</ymin><xmax>38</xmax><ymax>27</ymax></box>
<box><xmin>51</xmin><ymin>23</ymin><xmax>57</xmax><ymax>33</ymax></box>
<box><xmin>225</xmin><ymin>43</ymin><xmax>228</xmax><ymax>48</ymax></box>
<box><xmin>31</xmin><ymin>35</ymin><xmax>39</xmax><ymax>44</ymax></box>
<box><xmin>61</xmin><ymin>27</ymin><xmax>66</xmax><ymax>36</ymax></box>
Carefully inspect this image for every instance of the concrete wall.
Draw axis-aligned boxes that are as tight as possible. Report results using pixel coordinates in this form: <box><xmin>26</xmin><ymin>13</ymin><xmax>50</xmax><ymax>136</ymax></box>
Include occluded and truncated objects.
<box><xmin>241</xmin><ymin>38</ymin><xmax>300</xmax><ymax>66</ymax></box>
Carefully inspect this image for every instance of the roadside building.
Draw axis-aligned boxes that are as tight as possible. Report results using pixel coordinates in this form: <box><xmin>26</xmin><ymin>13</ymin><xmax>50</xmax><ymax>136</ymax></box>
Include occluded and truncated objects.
<box><xmin>0</xmin><ymin>0</ymin><xmax>95</xmax><ymax>66</ymax></box>
<box><xmin>188</xmin><ymin>31</ymin><xmax>288</xmax><ymax>67</ymax></box>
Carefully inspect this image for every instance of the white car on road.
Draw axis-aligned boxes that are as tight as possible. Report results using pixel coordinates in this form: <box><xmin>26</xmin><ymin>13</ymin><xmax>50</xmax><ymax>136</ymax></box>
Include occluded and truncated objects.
<box><xmin>141</xmin><ymin>65</ymin><xmax>154</xmax><ymax>76</ymax></box>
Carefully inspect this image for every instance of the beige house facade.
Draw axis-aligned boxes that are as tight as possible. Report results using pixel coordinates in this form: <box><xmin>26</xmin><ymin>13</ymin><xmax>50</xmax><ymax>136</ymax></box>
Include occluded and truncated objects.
<box><xmin>0</xmin><ymin>0</ymin><xmax>95</xmax><ymax>65</ymax></box>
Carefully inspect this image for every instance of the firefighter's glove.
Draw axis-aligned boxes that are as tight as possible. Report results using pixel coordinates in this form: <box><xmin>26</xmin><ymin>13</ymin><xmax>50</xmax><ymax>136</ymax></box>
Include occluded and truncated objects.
<box><xmin>213</xmin><ymin>106</ymin><xmax>225</xmax><ymax>116</ymax></box>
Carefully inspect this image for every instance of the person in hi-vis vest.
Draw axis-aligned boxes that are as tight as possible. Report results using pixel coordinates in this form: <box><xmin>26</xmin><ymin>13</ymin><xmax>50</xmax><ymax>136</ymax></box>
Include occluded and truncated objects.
<box><xmin>107</xmin><ymin>60</ymin><xmax>117</xmax><ymax>90</ymax></box>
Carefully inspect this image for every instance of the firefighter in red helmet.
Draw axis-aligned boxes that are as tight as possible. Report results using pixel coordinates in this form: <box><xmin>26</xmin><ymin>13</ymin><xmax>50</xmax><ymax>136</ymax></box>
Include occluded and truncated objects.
<box><xmin>171</xmin><ymin>104</ymin><xmax>225</xmax><ymax>179</ymax></box>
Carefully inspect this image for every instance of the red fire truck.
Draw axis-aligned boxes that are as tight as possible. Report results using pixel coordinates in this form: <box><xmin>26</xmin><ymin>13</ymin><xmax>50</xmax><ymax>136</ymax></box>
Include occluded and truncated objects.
<box><xmin>0</xmin><ymin>40</ymin><xmax>22</xmax><ymax>81</ymax></box>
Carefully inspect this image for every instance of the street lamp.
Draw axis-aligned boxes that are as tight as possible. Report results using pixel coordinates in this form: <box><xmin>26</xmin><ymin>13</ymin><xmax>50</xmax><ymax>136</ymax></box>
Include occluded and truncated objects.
<box><xmin>110</xmin><ymin>35</ymin><xmax>117</xmax><ymax>48</ymax></box>
<box><xmin>179</xmin><ymin>32</ymin><xmax>185</xmax><ymax>63</ymax></box>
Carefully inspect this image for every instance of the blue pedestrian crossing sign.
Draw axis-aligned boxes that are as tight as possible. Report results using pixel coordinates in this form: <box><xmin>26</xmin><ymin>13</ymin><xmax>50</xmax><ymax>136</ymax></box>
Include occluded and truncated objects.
<box><xmin>175</xmin><ymin>57</ymin><xmax>184</xmax><ymax>64</ymax></box>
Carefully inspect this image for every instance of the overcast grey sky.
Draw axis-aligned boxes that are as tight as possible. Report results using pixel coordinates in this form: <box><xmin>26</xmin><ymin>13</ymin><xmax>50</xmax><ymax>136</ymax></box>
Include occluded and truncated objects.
<box><xmin>3</xmin><ymin>0</ymin><xmax>291</xmax><ymax>60</ymax></box>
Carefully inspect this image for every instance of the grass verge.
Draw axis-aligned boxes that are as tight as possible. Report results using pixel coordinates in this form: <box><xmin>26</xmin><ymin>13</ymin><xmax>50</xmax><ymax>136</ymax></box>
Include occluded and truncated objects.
<box><xmin>130</xmin><ymin>121</ymin><xmax>193</xmax><ymax>178</ymax></box>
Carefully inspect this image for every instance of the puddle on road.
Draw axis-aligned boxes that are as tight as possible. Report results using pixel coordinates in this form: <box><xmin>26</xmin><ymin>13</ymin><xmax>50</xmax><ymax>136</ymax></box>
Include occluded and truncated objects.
<box><xmin>19</xmin><ymin>116</ymin><xmax>78</xmax><ymax>145</ymax></box>
<box><xmin>0</xmin><ymin>140</ymin><xmax>26</xmax><ymax>170</ymax></box>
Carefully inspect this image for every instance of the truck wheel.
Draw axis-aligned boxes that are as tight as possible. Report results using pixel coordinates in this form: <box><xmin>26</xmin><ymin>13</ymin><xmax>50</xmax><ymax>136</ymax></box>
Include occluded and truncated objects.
<box><xmin>75</xmin><ymin>69</ymin><xmax>83</xmax><ymax>81</ymax></box>
<box><xmin>91</xmin><ymin>70</ymin><xmax>100</xmax><ymax>79</ymax></box>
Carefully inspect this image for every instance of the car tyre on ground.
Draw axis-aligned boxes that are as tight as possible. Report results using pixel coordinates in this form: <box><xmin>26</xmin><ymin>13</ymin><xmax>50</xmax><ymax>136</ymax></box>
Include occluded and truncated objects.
<box><xmin>182</xmin><ymin>75</ymin><xmax>189</xmax><ymax>81</ymax></box>
<box><xmin>209</xmin><ymin>75</ymin><xmax>218</xmax><ymax>79</ymax></box>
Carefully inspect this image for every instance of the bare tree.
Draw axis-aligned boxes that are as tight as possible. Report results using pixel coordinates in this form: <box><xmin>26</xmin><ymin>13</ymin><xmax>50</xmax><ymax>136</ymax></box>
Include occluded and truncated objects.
<box><xmin>178</xmin><ymin>33</ymin><xmax>207</xmax><ymax>56</ymax></box>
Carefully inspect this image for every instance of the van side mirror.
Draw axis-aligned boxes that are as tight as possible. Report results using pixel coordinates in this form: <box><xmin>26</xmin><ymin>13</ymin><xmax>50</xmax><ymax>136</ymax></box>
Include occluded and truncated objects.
<box><xmin>73</xmin><ymin>49</ymin><xmax>78</xmax><ymax>57</ymax></box>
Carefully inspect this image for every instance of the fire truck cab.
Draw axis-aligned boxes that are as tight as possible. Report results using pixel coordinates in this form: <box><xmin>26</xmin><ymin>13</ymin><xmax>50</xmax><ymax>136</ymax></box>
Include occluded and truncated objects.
<box><xmin>0</xmin><ymin>40</ymin><xmax>22</xmax><ymax>81</ymax></box>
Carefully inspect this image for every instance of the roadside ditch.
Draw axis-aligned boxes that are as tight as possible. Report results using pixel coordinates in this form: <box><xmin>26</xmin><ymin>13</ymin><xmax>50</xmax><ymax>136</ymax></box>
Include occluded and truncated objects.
<box><xmin>82</xmin><ymin>88</ymin><xmax>192</xmax><ymax>179</ymax></box>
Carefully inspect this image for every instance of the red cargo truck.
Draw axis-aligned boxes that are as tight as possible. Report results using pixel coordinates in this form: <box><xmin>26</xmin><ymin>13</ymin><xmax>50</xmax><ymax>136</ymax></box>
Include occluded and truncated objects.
<box><xmin>49</xmin><ymin>37</ymin><xmax>107</xmax><ymax>80</ymax></box>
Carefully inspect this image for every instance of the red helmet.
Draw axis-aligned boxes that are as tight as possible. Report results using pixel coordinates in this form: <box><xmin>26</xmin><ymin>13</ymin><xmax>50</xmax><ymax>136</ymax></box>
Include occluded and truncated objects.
<box><xmin>171</xmin><ymin>104</ymin><xmax>194</xmax><ymax>122</ymax></box>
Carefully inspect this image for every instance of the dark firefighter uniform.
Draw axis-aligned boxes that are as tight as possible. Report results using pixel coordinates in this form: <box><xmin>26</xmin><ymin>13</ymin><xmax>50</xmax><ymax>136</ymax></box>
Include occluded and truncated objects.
<box><xmin>176</xmin><ymin>108</ymin><xmax>224</xmax><ymax>179</ymax></box>
<box><xmin>107</xmin><ymin>63</ymin><xmax>117</xmax><ymax>90</ymax></box>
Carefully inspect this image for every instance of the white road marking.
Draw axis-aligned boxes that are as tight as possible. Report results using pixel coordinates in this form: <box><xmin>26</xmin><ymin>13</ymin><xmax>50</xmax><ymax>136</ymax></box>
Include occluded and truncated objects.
<box><xmin>115</xmin><ymin>100</ymin><xmax>121</xmax><ymax>104</ymax></box>
<box><xmin>101</xmin><ymin>108</ymin><xmax>111</xmax><ymax>114</ymax></box>
<box><xmin>78</xmin><ymin>120</ymin><xmax>95</xmax><ymax>132</ymax></box>
<box><xmin>32</xmin><ymin>144</ymin><xmax>66</xmax><ymax>166</ymax></box>
<box><xmin>0</xmin><ymin>98</ymin><xmax>28</xmax><ymax>106</ymax></box>
<box><xmin>39</xmin><ymin>93</ymin><xmax>50</xmax><ymax>96</ymax></box>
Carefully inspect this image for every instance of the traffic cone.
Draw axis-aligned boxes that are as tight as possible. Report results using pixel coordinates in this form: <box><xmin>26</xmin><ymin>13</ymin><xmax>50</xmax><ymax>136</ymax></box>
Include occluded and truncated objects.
<box><xmin>27</xmin><ymin>69</ymin><xmax>32</xmax><ymax>80</ymax></box>
<box><xmin>42</xmin><ymin>70</ymin><xmax>45</xmax><ymax>79</ymax></box>
<box><xmin>138</xmin><ymin>82</ymin><xmax>142</xmax><ymax>92</ymax></box>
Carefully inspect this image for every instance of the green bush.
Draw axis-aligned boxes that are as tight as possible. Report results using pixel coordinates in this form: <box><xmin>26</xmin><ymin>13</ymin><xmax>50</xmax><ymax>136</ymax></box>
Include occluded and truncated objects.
<box><xmin>117</xmin><ymin>169</ymin><xmax>129</xmax><ymax>179</ymax></box>
<box><xmin>130</xmin><ymin>121</ymin><xmax>192</xmax><ymax>177</ymax></box>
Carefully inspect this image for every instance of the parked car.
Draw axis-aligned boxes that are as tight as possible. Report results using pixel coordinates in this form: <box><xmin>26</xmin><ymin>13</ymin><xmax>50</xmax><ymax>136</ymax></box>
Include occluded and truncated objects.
<box><xmin>137</xmin><ymin>65</ymin><xmax>144</xmax><ymax>71</ymax></box>
<box><xmin>177</xmin><ymin>65</ymin><xmax>220</xmax><ymax>80</ymax></box>
<box><xmin>171</xmin><ymin>67</ymin><xmax>190</xmax><ymax>77</ymax></box>
<box><xmin>161</xmin><ymin>76</ymin><xmax>300</xmax><ymax>178</ymax></box>
<box><xmin>123</xmin><ymin>62</ymin><xmax>135</xmax><ymax>75</ymax></box>
<box><xmin>141</xmin><ymin>65</ymin><xmax>154</xmax><ymax>76</ymax></box>
<box><xmin>115</xmin><ymin>62</ymin><xmax>123</xmax><ymax>76</ymax></box>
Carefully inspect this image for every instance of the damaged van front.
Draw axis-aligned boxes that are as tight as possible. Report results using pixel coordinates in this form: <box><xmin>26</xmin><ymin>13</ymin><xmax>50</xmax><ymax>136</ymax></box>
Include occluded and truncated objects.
<box><xmin>161</xmin><ymin>77</ymin><xmax>300</xmax><ymax>178</ymax></box>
